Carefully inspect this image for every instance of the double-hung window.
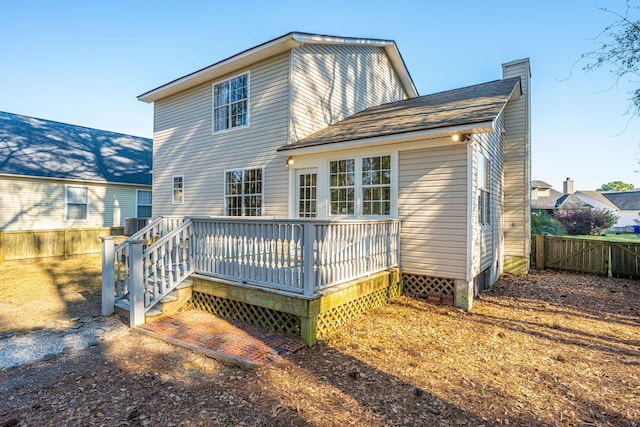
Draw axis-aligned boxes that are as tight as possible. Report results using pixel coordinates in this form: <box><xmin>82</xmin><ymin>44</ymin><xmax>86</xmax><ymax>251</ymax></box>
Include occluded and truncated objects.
<box><xmin>172</xmin><ymin>175</ymin><xmax>184</xmax><ymax>204</ymax></box>
<box><xmin>136</xmin><ymin>190</ymin><xmax>152</xmax><ymax>218</ymax></box>
<box><xmin>213</xmin><ymin>73</ymin><xmax>249</xmax><ymax>133</ymax></box>
<box><xmin>65</xmin><ymin>185</ymin><xmax>89</xmax><ymax>221</ymax></box>
<box><xmin>329</xmin><ymin>159</ymin><xmax>355</xmax><ymax>215</ymax></box>
<box><xmin>362</xmin><ymin>156</ymin><xmax>391</xmax><ymax>215</ymax></box>
<box><xmin>478</xmin><ymin>153</ymin><xmax>491</xmax><ymax>225</ymax></box>
<box><xmin>225</xmin><ymin>167</ymin><xmax>263</xmax><ymax>216</ymax></box>
<box><xmin>329</xmin><ymin>155</ymin><xmax>392</xmax><ymax>217</ymax></box>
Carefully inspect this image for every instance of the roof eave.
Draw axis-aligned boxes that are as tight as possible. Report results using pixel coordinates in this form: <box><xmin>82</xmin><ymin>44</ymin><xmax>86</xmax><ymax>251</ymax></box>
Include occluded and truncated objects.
<box><xmin>138</xmin><ymin>32</ymin><xmax>418</xmax><ymax>103</ymax></box>
<box><xmin>277</xmin><ymin>121</ymin><xmax>495</xmax><ymax>155</ymax></box>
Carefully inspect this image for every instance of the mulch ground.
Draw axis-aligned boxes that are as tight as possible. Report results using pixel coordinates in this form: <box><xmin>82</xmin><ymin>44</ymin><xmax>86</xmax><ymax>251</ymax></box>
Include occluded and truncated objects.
<box><xmin>1</xmin><ymin>269</ymin><xmax>638</xmax><ymax>426</ymax></box>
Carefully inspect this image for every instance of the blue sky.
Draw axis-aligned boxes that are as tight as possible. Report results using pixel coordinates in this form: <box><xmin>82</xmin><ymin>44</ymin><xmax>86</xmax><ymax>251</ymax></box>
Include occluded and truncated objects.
<box><xmin>1</xmin><ymin>0</ymin><xmax>639</xmax><ymax>191</ymax></box>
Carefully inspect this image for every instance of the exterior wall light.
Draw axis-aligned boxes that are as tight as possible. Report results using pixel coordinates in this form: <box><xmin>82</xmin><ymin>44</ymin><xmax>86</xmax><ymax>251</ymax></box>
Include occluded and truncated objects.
<box><xmin>452</xmin><ymin>133</ymin><xmax>471</xmax><ymax>142</ymax></box>
<box><xmin>287</xmin><ymin>157</ymin><xmax>294</xmax><ymax>166</ymax></box>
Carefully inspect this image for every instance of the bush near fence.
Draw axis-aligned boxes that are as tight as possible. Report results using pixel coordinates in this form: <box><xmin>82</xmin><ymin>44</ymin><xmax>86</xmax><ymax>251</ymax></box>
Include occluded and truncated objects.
<box><xmin>0</xmin><ymin>227</ymin><xmax>124</xmax><ymax>264</ymax></box>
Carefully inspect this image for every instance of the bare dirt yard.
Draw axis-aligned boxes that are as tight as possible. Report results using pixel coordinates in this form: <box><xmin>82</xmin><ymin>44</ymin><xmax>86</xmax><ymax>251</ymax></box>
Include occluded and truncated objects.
<box><xmin>0</xmin><ymin>259</ymin><xmax>638</xmax><ymax>426</ymax></box>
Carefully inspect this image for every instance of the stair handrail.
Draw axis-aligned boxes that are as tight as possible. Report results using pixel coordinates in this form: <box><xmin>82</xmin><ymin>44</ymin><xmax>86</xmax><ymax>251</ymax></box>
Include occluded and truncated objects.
<box><xmin>140</xmin><ymin>219</ymin><xmax>195</xmax><ymax>313</ymax></box>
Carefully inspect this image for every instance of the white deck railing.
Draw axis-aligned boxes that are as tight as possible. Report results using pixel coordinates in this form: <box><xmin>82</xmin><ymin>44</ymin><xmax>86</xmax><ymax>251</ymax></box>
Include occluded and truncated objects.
<box><xmin>102</xmin><ymin>217</ymin><xmax>400</xmax><ymax>326</ymax></box>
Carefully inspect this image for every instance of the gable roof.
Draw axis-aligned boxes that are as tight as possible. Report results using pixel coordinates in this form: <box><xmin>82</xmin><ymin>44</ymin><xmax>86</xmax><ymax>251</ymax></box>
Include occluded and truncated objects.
<box><xmin>532</xmin><ymin>187</ymin><xmax>564</xmax><ymax>210</ymax></box>
<box><xmin>532</xmin><ymin>180</ymin><xmax>553</xmax><ymax>189</ymax></box>
<box><xmin>278</xmin><ymin>77</ymin><xmax>520</xmax><ymax>152</ymax></box>
<box><xmin>575</xmin><ymin>191</ymin><xmax>620</xmax><ymax>211</ymax></box>
<box><xmin>0</xmin><ymin>111</ymin><xmax>152</xmax><ymax>186</ymax></box>
<box><xmin>556</xmin><ymin>194</ymin><xmax>593</xmax><ymax>210</ymax></box>
<box><xmin>138</xmin><ymin>32</ymin><xmax>418</xmax><ymax>103</ymax></box>
<box><xmin>603</xmin><ymin>191</ymin><xmax>640</xmax><ymax>210</ymax></box>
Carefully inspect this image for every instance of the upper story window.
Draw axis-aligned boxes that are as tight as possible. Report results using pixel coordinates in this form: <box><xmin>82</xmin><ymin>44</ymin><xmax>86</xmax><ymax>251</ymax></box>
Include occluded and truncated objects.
<box><xmin>213</xmin><ymin>73</ymin><xmax>249</xmax><ymax>133</ymax></box>
<box><xmin>478</xmin><ymin>153</ymin><xmax>491</xmax><ymax>225</ymax></box>
<box><xmin>225</xmin><ymin>166</ymin><xmax>263</xmax><ymax>216</ymax></box>
<box><xmin>172</xmin><ymin>175</ymin><xmax>184</xmax><ymax>204</ymax></box>
<box><xmin>136</xmin><ymin>190</ymin><xmax>153</xmax><ymax>218</ymax></box>
<box><xmin>65</xmin><ymin>185</ymin><xmax>89</xmax><ymax>221</ymax></box>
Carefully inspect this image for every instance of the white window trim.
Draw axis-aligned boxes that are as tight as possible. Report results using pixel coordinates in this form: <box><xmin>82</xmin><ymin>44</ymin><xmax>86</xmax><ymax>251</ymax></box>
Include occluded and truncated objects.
<box><xmin>136</xmin><ymin>189</ymin><xmax>153</xmax><ymax>218</ymax></box>
<box><xmin>327</xmin><ymin>153</ymin><xmax>397</xmax><ymax>219</ymax></box>
<box><xmin>172</xmin><ymin>175</ymin><xmax>184</xmax><ymax>205</ymax></box>
<box><xmin>296</xmin><ymin>168</ymin><xmax>318</xmax><ymax>218</ymax></box>
<box><xmin>212</xmin><ymin>71</ymin><xmax>251</xmax><ymax>135</ymax></box>
<box><xmin>223</xmin><ymin>165</ymin><xmax>265</xmax><ymax>216</ymax></box>
<box><xmin>64</xmin><ymin>185</ymin><xmax>90</xmax><ymax>221</ymax></box>
<box><xmin>477</xmin><ymin>151</ymin><xmax>491</xmax><ymax>226</ymax></box>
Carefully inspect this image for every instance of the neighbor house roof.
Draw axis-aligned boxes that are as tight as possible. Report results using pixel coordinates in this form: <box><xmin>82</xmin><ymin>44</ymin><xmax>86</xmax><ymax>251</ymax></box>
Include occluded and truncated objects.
<box><xmin>531</xmin><ymin>187</ymin><xmax>564</xmax><ymax>210</ymax></box>
<box><xmin>278</xmin><ymin>77</ymin><xmax>520</xmax><ymax>152</ymax></box>
<box><xmin>138</xmin><ymin>32</ymin><xmax>418</xmax><ymax>103</ymax></box>
<box><xmin>574</xmin><ymin>191</ymin><xmax>620</xmax><ymax>211</ymax></box>
<box><xmin>556</xmin><ymin>194</ymin><xmax>593</xmax><ymax>210</ymax></box>
<box><xmin>603</xmin><ymin>191</ymin><xmax>640</xmax><ymax>210</ymax></box>
<box><xmin>0</xmin><ymin>111</ymin><xmax>152</xmax><ymax>186</ymax></box>
<box><xmin>531</xmin><ymin>180</ymin><xmax>553</xmax><ymax>189</ymax></box>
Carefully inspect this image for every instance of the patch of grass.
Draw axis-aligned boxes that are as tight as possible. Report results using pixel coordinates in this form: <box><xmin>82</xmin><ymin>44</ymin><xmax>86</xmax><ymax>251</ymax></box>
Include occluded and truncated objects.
<box><xmin>0</xmin><ymin>255</ymin><xmax>102</xmax><ymax>333</ymax></box>
<box><xmin>565</xmin><ymin>233</ymin><xmax>640</xmax><ymax>242</ymax></box>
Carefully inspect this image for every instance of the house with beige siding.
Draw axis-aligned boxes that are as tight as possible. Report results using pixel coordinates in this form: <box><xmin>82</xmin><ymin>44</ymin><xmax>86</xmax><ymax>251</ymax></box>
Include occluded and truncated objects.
<box><xmin>0</xmin><ymin>111</ymin><xmax>152</xmax><ymax>232</ymax></box>
<box><xmin>110</xmin><ymin>32</ymin><xmax>530</xmax><ymax>343</ymax></box>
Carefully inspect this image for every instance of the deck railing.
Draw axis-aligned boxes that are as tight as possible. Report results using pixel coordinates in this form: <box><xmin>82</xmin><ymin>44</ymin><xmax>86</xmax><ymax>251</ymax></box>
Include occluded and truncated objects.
<box><xmin>102</xmin><ymin>217</ymin><xmax>400</xmax><ymax>326</ymax></box>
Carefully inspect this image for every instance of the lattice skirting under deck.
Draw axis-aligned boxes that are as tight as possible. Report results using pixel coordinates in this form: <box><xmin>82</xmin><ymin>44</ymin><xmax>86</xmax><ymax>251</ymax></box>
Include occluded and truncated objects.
<box><xmin>316</xmin><ymin>280</ymin><xmax>402</xmax><ymax>338</ymax></box>
<box><xmin>401</xmin><ymin>273</ymin><xmax>455</xmax><ymax>296</ymax></box>
<box><xmin>190</xmin><ymin>292</ymin><xmax>301</xmax><ymax>335</ymax></box>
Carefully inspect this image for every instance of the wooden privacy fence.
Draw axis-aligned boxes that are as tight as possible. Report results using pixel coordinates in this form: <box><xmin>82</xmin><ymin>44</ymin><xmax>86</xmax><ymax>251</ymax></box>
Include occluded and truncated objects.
<box><xmin>0</xmin><ymin>227</ymin><xmax>124</xmax><ymax>264</ymax></box>
<box><xmin>533</xmin><ymin>235</ymin><xmax>640</xmax><ymax>279</ymax></box>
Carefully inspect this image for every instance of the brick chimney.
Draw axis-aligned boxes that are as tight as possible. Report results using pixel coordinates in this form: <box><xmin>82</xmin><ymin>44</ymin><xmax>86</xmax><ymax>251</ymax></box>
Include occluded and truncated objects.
<box><xmin>563</xmin><ymin>177</ymin><xmax>574</xmax><ymax>194</ymax></box>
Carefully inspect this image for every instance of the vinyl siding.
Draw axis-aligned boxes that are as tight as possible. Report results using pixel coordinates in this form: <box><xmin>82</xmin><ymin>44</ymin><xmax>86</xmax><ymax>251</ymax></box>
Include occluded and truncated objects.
<box><xmin>502</xmin><ymin>60</ymin><xmax>531</xmax><ymax>259</ymax></box>
<box><xmin>289</xmin><ymin>44</ymin><xmax>408</xmax><ymax>142</ymax></box>
<box><xmin>0</xmin><ymin>175</ymin><xmax>144</xmax><ymax>231</ymax></box>
<box><xmin>398</xmin><ymin>144</ymin><xmax>468</xmax><ymax>279</ymax></box>
<box><xmin>471</xmin><ymin>112</ymin><xmax>505</xmax><ymax>283</ymax></box>
<box><xmin>152</xmin><ymin>53</ymin><xmax>291</xmax><ymax>218</ymax></box>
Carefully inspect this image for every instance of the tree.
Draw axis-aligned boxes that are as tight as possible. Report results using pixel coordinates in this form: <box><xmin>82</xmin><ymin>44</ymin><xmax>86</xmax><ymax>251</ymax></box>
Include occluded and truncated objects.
<box><xmin>582</xmin><ymin>2</ymin><xmax>640</xmax><ymax>114</ymax></box>
<box><xmin>597</xmin><ymin>180</ymin><xmax>635</xmax><ymax>191</ymax></box>
<box><xmin>554</xmin><ymin>209</ymin><xmax>618</xmax><ymax>235</ymax></box>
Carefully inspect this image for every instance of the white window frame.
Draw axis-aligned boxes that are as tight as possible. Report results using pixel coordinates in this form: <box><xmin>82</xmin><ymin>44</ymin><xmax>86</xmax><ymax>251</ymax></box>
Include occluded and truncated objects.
<box><xmin>296</xmin><ymin>168</ymin><xmax>318</xmax><ymax>218</ymax></box>
<box><xmin>212</xmin><ymin>71</ymin><xmax>250</xmax><ymax>134</ymax></box>
<box><xmin>136</xmin><ymin>189</ymin><xmax>153</xmax><ymax>218</ymax></box>
<box><xmin>172</xmin><ymin>175</ymin><xmax>184</xmax><ymax>205</ymax></box>
<box><xmin>64</xmin><ymin>185</ymin><xmax>90</xmax><ymax>221</ymax></box>
<box><xmin>328</xmin><ymin>153</ymin><xmax>395</xmax><ymax>218</ymax></box>
<box><xmin>224</xmin><ymin>166</ymin><xmax>265</xmax><ymax>216</ymax></box>
<box><xmin>478</xmin><ymin>152</ymin><xmax>491</xmax><ymax>226</ymax></box>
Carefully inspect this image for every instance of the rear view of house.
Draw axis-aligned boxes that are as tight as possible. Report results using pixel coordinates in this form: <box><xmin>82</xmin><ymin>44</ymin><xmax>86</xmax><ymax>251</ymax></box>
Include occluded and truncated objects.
<box><xmin>108</xmin><ymin>32</ymin><xmax>531</xmax><ymax>344</ymax></box>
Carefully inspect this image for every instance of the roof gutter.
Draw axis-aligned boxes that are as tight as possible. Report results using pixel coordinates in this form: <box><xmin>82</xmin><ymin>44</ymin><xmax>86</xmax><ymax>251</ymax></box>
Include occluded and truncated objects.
<box><xmin>277</xmin><ymin>120</ymin><xmax>495</xmax><ymax>156</ymax></box>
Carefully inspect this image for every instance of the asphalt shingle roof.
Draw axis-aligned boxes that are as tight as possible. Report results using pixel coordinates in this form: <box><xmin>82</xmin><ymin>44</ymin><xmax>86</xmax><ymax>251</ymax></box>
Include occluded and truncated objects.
<box><xmin>0</xmin><ymin>111</ymin><xmax>152</xmax><ymax>185</ymax></box>
<box><xmin>603</xmin><ymin>191</ymin><xmax>640</xmax><ymax>210</ymax></box>
<box><xmin>278</xmin><ymin>77</ymin><xmax>520</xmax><ymax>151</ymax></box>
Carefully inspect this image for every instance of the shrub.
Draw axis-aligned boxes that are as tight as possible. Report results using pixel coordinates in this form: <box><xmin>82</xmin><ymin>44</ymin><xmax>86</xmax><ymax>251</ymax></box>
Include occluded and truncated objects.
<box><xmin>531</xmin><ymin>210</ymin><xmax>565</xmax><ymax>235</ymax></box>
<box><xmin>553</xmin><ymin>208</ymin><xmax>618</xmax><ymax>236</ymax></box>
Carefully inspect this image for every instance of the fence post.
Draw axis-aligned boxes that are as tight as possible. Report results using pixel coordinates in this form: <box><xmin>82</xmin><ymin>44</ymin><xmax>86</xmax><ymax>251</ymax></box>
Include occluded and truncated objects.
<box><xmin>535</xmin><ymin>235</ymin><xmax>545</xmax><ymax>270</ymax></box>
<box><xmin>101</xmin><ymin>236</ymin><xmax>115</xmax><ymax>316</ymax></box>
<box><xmin>303</xmin><ymin>222</ymin><xmax>315</xmax><ymax>296</ymax></box>
<box><xmin>129</xmin><ymin>239</ymin><xmax>145</xmax><ymax>327</ymax></box>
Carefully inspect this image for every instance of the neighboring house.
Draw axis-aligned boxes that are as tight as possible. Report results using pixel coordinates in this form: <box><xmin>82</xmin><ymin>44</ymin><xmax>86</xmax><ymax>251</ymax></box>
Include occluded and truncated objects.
<box><xmin>0</xmin><ymin>111</ymin><xmax>153</xmax><ymax>231</ymax></box>
<box><xmin>128</xmin><ymin>31</ymin><xmax>531</xmax><ymax>318</ymax></box>
<box><xmin>531</xmin><ymin>179</ymin><xmax>591</xmax><ymax>213</ymax></box>
<box><xmin>574</xmin><ymin>190</ymin><xmax>640</xmax><ymax>227</ymax></box>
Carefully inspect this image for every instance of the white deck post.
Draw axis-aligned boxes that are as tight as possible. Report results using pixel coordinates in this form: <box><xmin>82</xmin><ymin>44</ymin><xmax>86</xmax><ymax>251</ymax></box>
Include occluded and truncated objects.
<box><xmin>129</xmin><ymin>239</ymin><xmax>145</xmax><ymax>327</ymax></box>
<box><xmin>100</xmin><ymin>236</ymin><xmax>115</xmax><ymax>316</ymax></box>
<box><xmin>303</xmin><ymin>222</ymin><xmax>315</xmax><ymax>296</ymax></box>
